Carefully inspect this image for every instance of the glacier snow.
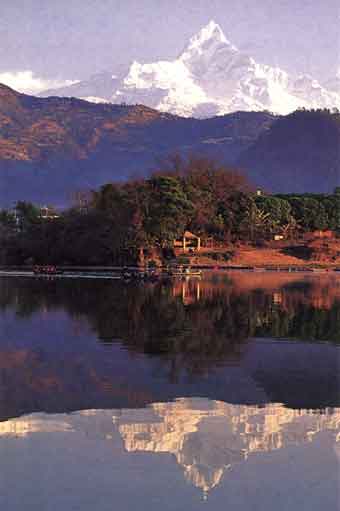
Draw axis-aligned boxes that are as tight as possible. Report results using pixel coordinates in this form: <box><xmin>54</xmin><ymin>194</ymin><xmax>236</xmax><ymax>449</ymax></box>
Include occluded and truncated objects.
<box><xmin>41</xmin><ymin>20</ymin><xmax>340</xmax><ymax>118</ymax></box>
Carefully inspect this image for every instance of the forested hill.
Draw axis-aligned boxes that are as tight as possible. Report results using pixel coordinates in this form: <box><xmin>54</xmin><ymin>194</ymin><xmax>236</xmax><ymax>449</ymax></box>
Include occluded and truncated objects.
<box><xmin>0</xmin><ymin>83</ymin><xmax>273</xmax><ymax>205</ymax></box>
<box><xmin>0</xmin><ymin>83</ymin><xmax>339</xmax><ymax>204</ymax></box>
<box><xmin>238</xmin><ymin>109</ymin><xmax>340</xmax><ymax>193</ymax></box>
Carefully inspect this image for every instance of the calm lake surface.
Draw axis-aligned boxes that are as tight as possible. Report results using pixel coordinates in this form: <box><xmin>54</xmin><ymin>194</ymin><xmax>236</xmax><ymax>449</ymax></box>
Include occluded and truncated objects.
<box><xmin>0</xmin><ymin>272</ymin><xmax>339</xmax><ymax>510</ymax></box>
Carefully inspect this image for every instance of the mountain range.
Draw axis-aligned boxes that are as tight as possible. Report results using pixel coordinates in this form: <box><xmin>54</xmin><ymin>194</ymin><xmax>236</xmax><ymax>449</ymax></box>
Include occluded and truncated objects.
<box><xmin>41</xmin><ymin>21</ymin><xmax>340</xmax><ymax>118</ymax></box>
<box><xmin>0</xmin><ymin>82</ymin><xmax>339</xmax><ymax>205</ymax></box>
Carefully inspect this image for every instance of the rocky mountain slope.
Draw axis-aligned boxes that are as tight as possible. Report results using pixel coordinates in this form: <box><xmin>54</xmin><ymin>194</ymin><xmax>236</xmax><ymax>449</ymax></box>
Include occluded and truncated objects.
<box><xmin>41</xmin><ymin>21</ymin><xmax>340</xmax><ymax>118</ymax></box>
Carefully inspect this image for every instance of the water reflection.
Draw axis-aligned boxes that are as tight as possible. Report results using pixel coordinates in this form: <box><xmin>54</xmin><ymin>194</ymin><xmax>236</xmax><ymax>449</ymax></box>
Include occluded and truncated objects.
<box><xmin>0</xmin><ymin>273</ymin><xmax>339</xmax><ymax>422</ymax></box>
<box><xmin>0</xmin><ymin>400</ymin><xmax>338</xmax><ymax>500</ymax></box>
<box><xmin>0</xmin><ymin>273</ymin><xmax>339</xmax><ymax>509</ymax></box>
<box><xmin>1</xmin><ymin>273</ymin><xmax>340</xmax><ymax>348</ymax></box>
<box><xmin>113</xmin><ymin>399</ymin><xmax>340</xmax><ymax>497</ymax></box>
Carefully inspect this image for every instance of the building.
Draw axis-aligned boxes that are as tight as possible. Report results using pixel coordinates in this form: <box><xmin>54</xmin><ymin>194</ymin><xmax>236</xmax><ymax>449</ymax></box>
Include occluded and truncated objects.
<box><xmin>174</xmin><ymin>231</ymin><xmax>201</xmax><ymax>253</ymax></box>
<box><xmin>39</xmin><ymin>206</ymin><xmax>59</xmax><ymax>220</ymax></box>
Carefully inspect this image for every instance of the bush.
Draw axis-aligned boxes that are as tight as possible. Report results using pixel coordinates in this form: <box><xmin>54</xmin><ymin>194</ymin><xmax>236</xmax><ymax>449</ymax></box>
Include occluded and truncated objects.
<box><xmin>147</xmin><ymin>259</ymin><xmax>158</xmax><ymax>268</ymax></box>
<box><xmin>203</xmin><ymin>251</ymin><xmax>234</xmax><ymax>262</ymax></box>
<box><xmin>176</xmin><ymin>256</ymin><xmax>191</xmax><ymax>265</ymax></box>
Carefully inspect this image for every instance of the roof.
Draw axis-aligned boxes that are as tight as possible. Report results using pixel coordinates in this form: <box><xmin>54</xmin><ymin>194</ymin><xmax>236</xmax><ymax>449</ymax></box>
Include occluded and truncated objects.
<box><xmin>183</xmin><ymin>231</ymin><xmax>200</xmax><ymax>239</ymax></box>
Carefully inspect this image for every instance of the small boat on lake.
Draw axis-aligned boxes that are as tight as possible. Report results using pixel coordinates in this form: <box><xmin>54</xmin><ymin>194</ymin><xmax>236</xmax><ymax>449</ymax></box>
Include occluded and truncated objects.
<box><xmin>166</xmin><ymin>266</ymin><xmax>202</xmax><ymax>278</ymax></box>
<box><xmin>33</xmin><ymin>265</ymin><xmax>63</xmax><ymax>276</ymax></box>
<box><xmin>121</xmin><ymin>267</ymin><xmax>161</xmax><ymax>282</ymax></box>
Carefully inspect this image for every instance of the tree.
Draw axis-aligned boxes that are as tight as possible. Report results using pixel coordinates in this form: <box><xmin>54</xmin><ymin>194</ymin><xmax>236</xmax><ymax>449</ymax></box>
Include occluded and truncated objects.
<box><xmin>14</xmin><ymin>201</ymin><xmax>40</xmax><ymax>231</ymax></box>
<box><xmin>288</xmin><ymin>197</ymin><xmax>329</xmax><ymax>231</ymax></box>
<box><xmin>144</xmin><ymin>175</ymin><xmax>194</xmax><ymax>246</ymax></box>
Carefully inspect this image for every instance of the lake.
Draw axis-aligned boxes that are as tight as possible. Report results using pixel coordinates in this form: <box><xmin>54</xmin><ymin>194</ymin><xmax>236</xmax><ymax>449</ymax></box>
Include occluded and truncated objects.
<box><xmin>0</xmin><ymin>272</ymin><xmax>339</xmax><ymax>510</ymax></box>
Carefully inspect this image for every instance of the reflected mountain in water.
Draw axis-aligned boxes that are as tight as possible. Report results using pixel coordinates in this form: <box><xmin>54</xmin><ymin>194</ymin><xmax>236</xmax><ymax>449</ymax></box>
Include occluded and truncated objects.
<box><xmin>113</xmin><ymin>399</ymin><xmax>340</xmax><ymax>496</ymax></box>
<box><xmin>0</xmin><ymin>417</ymin><xmax>74</xmax><ymax>437</ymax></box>
<box><xmin>0</xmin><ymin>399</ymin><xmax>339</xmax><ymax>498</ymax></box>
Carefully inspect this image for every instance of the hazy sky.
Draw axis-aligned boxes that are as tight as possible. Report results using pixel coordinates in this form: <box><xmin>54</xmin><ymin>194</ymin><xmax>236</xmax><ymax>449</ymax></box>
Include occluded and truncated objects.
<box><xmin>1</xmin><ymin>0</ymin><xmax>339</xmax><ymax>92</ymax></box>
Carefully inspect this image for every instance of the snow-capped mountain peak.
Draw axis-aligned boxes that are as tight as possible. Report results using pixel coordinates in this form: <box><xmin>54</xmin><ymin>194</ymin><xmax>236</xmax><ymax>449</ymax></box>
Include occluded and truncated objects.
<box><xmin>40</xmin><ymin>21</ymin><xmax>340</xmax><ymax>118</ymax></box>
<box><xmin>183</xmin><ymin>20</ymin><xmax>231</xmax><ymax>52</ymax></box>
<box><xmin>179</xmin><ymin>20</ymin><xmax>239</xmax><ymax>76</ymax></box>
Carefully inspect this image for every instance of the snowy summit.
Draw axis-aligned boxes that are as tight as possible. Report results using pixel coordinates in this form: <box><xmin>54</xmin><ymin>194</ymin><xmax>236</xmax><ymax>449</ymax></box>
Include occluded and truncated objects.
<box><xmin>41</xmin><ymin>21</ymin><xmax>340</xmax><ymax>118</ymax></box>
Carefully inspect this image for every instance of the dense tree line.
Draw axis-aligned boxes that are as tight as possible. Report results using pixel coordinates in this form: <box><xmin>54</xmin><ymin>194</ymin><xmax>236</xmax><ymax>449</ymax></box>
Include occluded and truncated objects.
<box><xmin>0</xmin><ymin>157</ymin><xmax>339</xmax><ymax>265</ymax></box>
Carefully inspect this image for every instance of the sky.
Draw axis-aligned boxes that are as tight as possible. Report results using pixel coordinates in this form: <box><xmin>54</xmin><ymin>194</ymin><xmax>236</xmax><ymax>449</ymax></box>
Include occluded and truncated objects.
<box><xmin>0</xmin><ymin>0</ymin><xmax>339</xmax><ymax>93</ymax></box>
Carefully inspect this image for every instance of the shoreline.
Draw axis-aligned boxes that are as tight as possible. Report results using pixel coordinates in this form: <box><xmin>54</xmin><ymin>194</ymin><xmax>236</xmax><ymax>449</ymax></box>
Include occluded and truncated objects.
<box><xmin>0</xmin><ymin>265</ymin><xmax>339</xmax><ymax>280</ymax></box>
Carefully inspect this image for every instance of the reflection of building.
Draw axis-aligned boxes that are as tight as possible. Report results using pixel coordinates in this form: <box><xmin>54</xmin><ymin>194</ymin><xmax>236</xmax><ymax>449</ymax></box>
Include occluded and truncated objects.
<box><xmin>112</xmin><ymin>399</ymin><xmax>340</xmax><ymax>497</ymax></box>
<box><xmin>172</xmin><ymin>280</ymin><xmax>201</xmax><ymax>305</ymax></box>
<box><xmin>273</xmin><ymin>292</ymin><xmax>283</xmax><ymax>305</ymax></box>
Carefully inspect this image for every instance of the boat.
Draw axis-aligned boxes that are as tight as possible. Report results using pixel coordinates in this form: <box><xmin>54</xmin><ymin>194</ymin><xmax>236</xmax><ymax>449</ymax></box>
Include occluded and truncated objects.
<box><xmin>121</xmin><ymin>267</ymin><xmax>161</xmax><ymax>282</ymax></box>
<box><xmin>33</xmin><ymin>265</ymin><xmax>63</xmax><ymax>276</ymax></box>
<box><xmin>166</xmin><ymin>266</ymin><xmax>202</xmax><ymax>278</ymax></box>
